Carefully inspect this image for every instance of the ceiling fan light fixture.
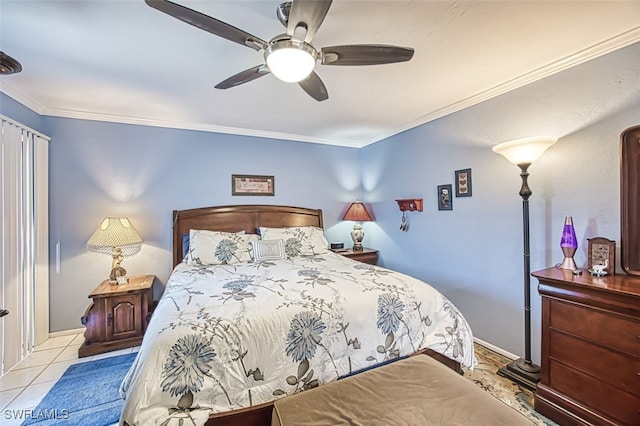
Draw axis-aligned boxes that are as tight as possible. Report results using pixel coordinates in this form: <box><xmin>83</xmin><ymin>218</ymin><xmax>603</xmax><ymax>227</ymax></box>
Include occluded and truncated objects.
<box><xmin>265</xmin><ymin>40</ymin><xmax>317</xmax><ymax>83</ymax></box>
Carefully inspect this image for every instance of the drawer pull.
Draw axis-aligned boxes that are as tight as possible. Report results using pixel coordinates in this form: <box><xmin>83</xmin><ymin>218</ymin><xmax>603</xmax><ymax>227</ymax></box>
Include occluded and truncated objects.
<box><xmin>107</xmin><ymin>313</ymin><xmax>113</xmax><ymax>326</ymax></box>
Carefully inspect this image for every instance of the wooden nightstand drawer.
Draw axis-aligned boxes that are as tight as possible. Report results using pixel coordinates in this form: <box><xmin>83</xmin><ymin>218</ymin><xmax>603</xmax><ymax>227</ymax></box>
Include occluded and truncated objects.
<box><xmin>338</xmin><ymin>248</ymin><xmax>378</xmax><ymax>265</ymax></box>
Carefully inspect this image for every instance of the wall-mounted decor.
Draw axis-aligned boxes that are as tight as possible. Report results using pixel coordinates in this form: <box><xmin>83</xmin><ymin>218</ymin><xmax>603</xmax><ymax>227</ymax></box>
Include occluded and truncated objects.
<box><xmin>396</xmin><ymin>199</ymin><xmax>423</xmax><ymax>212</ymax></box>
<box><xmin>455</xmin><ymin>168</ymin><xmax>472</xmax><ymax>197</ymax></box>
<box><xmin>587</xmin><ymin>237</ymin><xmax>615</xmax><ymax>275</ymax></box>
<box><xmin>232</xmin><ymin>174</ymin><xmax>274</xmax><ymax>196</ymax></box>
<box><xmin>395</xmin><ymin>199</ymin><xmax>423</xmax><ymax>232</ymax></box>
<box><xmin>437</xmin><ymin>184</ymin><xmax>453</xmax><ymax>210</ymax></box>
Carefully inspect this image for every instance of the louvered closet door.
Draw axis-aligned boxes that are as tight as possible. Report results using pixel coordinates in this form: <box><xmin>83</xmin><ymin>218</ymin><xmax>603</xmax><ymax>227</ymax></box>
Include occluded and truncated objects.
<box><xmin>0</xmin><ymin>116</ymin><xmax>49</xmax><ymax>376</ymax></box>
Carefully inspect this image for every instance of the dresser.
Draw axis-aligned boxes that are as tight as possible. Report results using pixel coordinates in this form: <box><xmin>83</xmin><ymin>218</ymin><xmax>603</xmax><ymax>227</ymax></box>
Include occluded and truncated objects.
<box><xmin>532</xmin><ymin>267</ymin><xmax>640</xmax><ymax>426</ymax></box>
<box><xmin>79</xmin><ymin>274</ymin><xmax>156</xmax><ymax>357</ymax></box>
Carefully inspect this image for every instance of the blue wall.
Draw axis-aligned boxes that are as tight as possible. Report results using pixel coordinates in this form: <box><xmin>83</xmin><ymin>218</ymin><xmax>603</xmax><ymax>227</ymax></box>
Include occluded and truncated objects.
<box><xmin>0</xmin><ymin>92</ymin><xmax>44</xmax><ymax>132</ymax></box>
<box><xmin>360</xmin><ymin>44</ymin><xmax>640</xmax><ymax>360</ymax></box>
<box><xmin>42</xmin><ymin>118</ymin><xmax>362</xmax><ymax>332</ymax></box>
<box><xmin>2</xmin><ymin>39</ymin><xmax>638</xmax><ymax>358</ymax></box>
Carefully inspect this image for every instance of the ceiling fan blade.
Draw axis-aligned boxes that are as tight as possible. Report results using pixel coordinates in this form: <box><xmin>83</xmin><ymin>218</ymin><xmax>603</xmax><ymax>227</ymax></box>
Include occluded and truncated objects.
<box><xmin>215</xmin><ymin>65</ymin><xmax>270</xmax><ymax>90</ymax></box>
<box><xmin>287</xmin><ymin>0</ymin><xmax>333</xmax><ymax>43</ymax></box>
<box><xmin>298</xmin><ymin>71</ymin><xmax>328</xmax><ymax>102</ymax></box>
<box><xmin>145</xmin><ymin>0</ymin><xmax>267</xmax><ymax>51</ymax></box>
<box><xmin>321</xmin><ymin>45</ymin><xmax>414</xmax><ymax>66</ymax></box>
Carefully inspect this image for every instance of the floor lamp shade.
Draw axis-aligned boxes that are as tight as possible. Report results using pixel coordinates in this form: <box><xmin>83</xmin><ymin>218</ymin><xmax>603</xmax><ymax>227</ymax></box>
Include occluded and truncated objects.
<box><xmin>492</xmin><ymin>137</ymin><xmax>557</xmax><ymax>166</ymax></box>
<box><xmin>492</xmin><ymin>136</ymin><xmax>557</xmax><ymax>391</ymax></box>
<box><xmin>343</xmin><ymin>201</ymin><xmax>373</xmax><ymax>251</ymax></box>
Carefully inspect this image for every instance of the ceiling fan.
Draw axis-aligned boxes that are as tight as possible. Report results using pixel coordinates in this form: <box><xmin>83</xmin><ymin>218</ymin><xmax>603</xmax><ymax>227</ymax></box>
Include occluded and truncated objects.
<box><xmin>145</xmin><ymin>0</ymin><xmax>414</xmax><ymax>101</ymax></box>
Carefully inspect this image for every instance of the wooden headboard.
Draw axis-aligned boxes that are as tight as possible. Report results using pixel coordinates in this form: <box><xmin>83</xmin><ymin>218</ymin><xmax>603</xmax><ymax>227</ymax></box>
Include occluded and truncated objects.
<box><xmin>172</xmin><ymin>205</ymin><xmax>324</xmax><ymax>267</ymax></box>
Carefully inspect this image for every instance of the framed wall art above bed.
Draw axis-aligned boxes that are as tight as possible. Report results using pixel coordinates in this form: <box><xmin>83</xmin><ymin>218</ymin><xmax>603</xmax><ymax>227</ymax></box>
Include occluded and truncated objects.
<box><xmin>231</xmin><ymin>174</ymin><xmax>275</xmax><ymax>196</ymax></box>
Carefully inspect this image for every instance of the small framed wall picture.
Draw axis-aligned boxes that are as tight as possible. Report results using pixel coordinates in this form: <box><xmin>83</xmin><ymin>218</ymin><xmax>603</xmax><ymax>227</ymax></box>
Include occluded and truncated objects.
<box><xmin>232</xmin><ymin>174</ymin><xmax>275</xmax><ymax>196</ymax></box>
<box><xmin>587</xmin><ymin>237</ymin><xmax>615</xmax><ymax>275</ymax></box>
<box><xmin>437</xmin><ymin>184</ymin><xmax>453</xmax><ymax>210</ymax></box>
<box><xmin>455</xmin><ymin>168</ymin><xmax>472</xmax><ymax>197</ymax></box>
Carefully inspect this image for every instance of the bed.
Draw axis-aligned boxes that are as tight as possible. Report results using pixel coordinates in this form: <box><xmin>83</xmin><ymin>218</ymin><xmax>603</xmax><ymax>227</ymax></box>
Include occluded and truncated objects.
<box><xmin>119</xmin><ymin>205</ymin><xmax>476</xmax><ymax>426</ymax></box>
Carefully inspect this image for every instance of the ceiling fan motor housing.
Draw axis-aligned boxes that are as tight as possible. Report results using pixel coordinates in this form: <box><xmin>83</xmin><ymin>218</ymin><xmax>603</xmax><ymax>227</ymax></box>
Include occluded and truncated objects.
<box><xmin>277</xmin><ymin>2</ymin><xmax>292</xmax><ymax>27</ymax></box>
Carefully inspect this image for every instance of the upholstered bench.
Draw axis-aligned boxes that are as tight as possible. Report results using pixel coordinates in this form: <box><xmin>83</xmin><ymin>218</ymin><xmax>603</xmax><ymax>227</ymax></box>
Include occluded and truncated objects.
<box><xmin>271</xmin><ymin>354</ymin><xmax>534</xmax><ymax>425</ymax></box>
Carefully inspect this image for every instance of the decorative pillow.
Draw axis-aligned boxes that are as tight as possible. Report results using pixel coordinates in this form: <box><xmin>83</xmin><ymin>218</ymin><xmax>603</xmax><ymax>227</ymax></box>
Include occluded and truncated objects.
<box><xmin>251</xmin><ymin>239</ymin><xmax>286</xmax><ymax>262</ymax></box>
<box><xmin>258</xmin><ymin>226</ymin><xmax>329</xmax><ymax>258</ymax></box>
<box><xmin>182</xmin><ymin>230</ymin><xmax>246</xmax><ymax>262</ymax></box>
<box><xmin>186</xmin><ymin>230</ymin><xmax>258</xmax><ymax>265</ymax></box>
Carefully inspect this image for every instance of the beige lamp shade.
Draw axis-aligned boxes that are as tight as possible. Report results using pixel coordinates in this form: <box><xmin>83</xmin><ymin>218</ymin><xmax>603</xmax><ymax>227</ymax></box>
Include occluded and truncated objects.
<box><xmin>87</xmin><ymin>217</ymin><xmax>142</xmax><ymax>256</ymax></box>
<box><xmin>492</xmin><ymin>137</ymin><xmax>558</xmax><ymax>166</ymax></box>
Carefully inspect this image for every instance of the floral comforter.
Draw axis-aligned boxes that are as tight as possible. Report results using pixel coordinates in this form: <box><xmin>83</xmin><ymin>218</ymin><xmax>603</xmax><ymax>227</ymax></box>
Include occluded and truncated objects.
<box><xmin>119</xmin><ymin>252</ymin><xmax>476</xmax><ymax>426</ymax></box>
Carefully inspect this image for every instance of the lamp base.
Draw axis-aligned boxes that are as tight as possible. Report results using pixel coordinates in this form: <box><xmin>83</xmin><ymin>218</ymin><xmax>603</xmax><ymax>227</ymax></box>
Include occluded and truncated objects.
<box><xmin>497</xmin><ymin>358</ymin><xmax>540</xmax><ymax>392</ymax></box>
<box><xmin>110</xmin><ymin>266</ymin><xmax>127</xmax><ymax>283</ymax></box>
<box><xmin>350</xmin><ymin>223</ymin><xmax>365</xmax><ymax>251</ymax></box>
<box><xmin>558</xmin><ymin>257</ymin><xmax>578</xmax><ymax>271</ymax></box>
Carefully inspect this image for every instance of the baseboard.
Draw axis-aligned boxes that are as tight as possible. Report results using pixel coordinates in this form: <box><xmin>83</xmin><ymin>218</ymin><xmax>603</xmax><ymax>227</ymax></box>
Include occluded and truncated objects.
<box><xmin>49</xmin><ymin>327</ymin><xmax>84</xmax><ymax>338</ymax></box>
<box><xmin>474</xmin><ymin>337</ymin><xmax>518</xmax><ymax>360</ymax></box>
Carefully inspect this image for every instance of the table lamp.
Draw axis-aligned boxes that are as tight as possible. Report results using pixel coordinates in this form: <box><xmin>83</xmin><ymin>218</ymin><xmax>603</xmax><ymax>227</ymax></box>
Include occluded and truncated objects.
<box><xmin>559</xmin><ymin>216</ymin><xmax>578</xmax><ymax>270</ymax></box>
<box><xmin>342</xmin><ymin>201</ymin><xmax>373</xmax><ymax>251</ymax></box>
<box><xmin>87</xmin><ymin>217</ymin><xmax>143</xmax><ymax>284</ymax></box>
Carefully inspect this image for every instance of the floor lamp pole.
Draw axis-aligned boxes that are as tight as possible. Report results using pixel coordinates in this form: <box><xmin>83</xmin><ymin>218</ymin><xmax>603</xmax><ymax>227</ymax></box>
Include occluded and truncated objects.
<box><xmin>497</xmin><ymin>163</ymin><xmax>541</xmax><ymax>391</ymax></box>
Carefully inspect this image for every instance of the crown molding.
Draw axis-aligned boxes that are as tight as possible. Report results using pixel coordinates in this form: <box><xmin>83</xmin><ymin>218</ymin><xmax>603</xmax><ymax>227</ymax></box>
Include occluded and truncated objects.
<box><xmin>3</xmin><ymin>26</ymin><xmax>639</xmax><ymax>149</ymax></box>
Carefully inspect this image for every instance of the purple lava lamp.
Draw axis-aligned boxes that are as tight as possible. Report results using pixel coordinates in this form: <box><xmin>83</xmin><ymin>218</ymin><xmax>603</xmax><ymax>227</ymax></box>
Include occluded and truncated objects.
<box><xmin>559</xmin><ymin>216</ymin><xmax>578</xmax><ymax>270</ymax></box>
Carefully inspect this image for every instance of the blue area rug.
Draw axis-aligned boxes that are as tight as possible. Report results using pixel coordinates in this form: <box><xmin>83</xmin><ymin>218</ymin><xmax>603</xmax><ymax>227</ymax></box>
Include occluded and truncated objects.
<box><xmin>21</xmin><ymin>352</ymin><xmax>136</xmax><ymax>426</ymax></box>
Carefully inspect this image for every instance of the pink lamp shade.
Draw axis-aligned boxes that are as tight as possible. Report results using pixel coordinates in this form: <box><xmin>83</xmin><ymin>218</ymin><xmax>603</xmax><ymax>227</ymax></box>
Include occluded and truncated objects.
<box><xmin>559</xmin><ymin>216</ymin><xmax>578</xmax><ymax>270</ymax></box>
<box><xmin>342</xmin><ymin>201</ymin><xmax>373</xmax><ymax>222</ymax></box>
<box><xmin>343</xmin><ymin>201</ymin><xmax>373</xmax><ymax>251</ymax></box>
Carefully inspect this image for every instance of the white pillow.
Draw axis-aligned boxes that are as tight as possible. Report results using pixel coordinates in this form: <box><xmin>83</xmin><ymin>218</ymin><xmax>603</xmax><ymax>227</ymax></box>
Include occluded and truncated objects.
<box><xmin>258</xmin><ymin>226</ymin><xmax>329</xmax><ymax>258</ymax></box>
<box><xmin>186</xmin><ymin>229</ymin><xmax>259</xmax><ymax>265</ymax></box>
<box><xmin>251</xmin><ymin>239</ymin><xmax>286</xmax><ymax>262</ymax></box>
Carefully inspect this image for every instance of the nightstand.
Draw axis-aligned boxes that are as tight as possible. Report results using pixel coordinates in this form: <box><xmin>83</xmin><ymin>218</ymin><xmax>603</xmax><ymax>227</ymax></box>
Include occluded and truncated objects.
<box><xmin>338</xmin><ymin>248</ymin><xmax>379</xmax><ymax>265</ymax></box>
<box><xmin>79</xmin><ymin>274</ymin><xmax>155</xmax><ymax>357</ymax></box>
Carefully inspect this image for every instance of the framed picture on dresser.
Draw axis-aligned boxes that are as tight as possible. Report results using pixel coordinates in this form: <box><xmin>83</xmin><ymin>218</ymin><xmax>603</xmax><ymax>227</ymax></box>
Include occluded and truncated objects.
<box><xmin>587</xmin><ymin>237</ymin><xmax>615</xmax><ymax>275</ymax></box>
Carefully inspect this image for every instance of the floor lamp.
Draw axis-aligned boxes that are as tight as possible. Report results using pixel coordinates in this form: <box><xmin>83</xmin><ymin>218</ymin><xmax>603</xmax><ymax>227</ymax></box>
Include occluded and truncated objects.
<box><xmin>492</xmin><ymin>136</ymin><xmax>557</xmax><ymax>391</ymax></box>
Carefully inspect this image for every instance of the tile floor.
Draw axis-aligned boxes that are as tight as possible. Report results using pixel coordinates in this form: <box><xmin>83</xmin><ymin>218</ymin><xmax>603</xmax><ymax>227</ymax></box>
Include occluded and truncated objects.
<box><xmin>0</xmin><ymin>333</ymin><xmax>138</xmax><ymax>426</ymax></box>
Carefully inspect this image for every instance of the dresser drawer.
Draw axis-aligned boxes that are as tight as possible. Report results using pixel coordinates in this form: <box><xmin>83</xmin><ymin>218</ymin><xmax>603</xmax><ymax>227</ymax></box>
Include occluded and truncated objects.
<box><xmin>549</xmin><ymin>330</ymin><xmax>639</xmax><ymax>394</ymax></box>
<box><xmin>550</xmin><ymin>360</ymin><xmax>639</xmax><ymax>425</ymax></box>
<box><xmin>549</xmin><ymin>299</ymin><xmax>640</xmax><ymax>355</ymax></box>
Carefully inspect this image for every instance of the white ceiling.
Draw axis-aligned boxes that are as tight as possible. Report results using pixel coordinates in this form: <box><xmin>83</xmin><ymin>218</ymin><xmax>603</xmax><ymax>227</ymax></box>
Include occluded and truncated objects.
<box><xmin>1</xmin><ymin>1</ymin><xmax>639</xmax><ymax>148</ymax></box>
